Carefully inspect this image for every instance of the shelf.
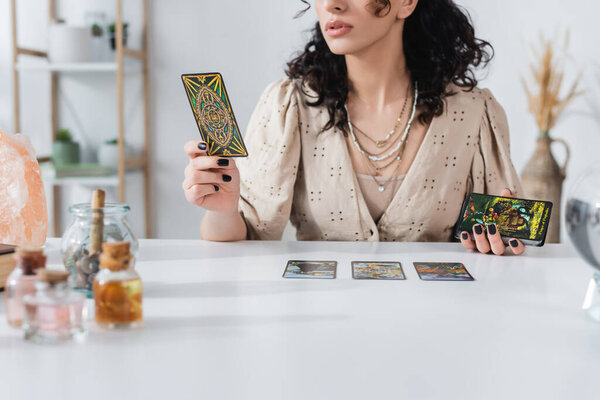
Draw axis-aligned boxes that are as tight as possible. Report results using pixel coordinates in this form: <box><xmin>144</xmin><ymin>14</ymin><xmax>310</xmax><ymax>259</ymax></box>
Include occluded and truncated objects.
<box><xmin>40</xmin><ymin>159</ymin><xmax>145</xmax><ymax>187</ymax></box>
<box><xmin>43</xmin><ymin>174</ymin><xmax>120</xmax><ymax>187</ymax></box>
<box><xmin>41</xmin><ymin>169</ymin><xmax>143</xmax><ymax>187</ymax></box>
<box><xmin>16</xmin><ymin>61</ymin><xmax>141</xmax><ymax>73</ymax></box>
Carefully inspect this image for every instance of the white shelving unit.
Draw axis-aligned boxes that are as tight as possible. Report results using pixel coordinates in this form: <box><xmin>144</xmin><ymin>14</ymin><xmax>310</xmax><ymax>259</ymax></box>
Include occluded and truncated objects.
<box><xmin>11</xmin><ymin>0</ymin><xmax>151</xmax><ymax>237</ymax></box>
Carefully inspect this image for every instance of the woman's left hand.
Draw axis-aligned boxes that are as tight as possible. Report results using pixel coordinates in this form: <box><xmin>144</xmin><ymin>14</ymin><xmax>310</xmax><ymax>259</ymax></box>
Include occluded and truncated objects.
<box><xmin>460</xmin><ymin>188</ymin><xmax>526</xmax><ymax>256</ymax></box>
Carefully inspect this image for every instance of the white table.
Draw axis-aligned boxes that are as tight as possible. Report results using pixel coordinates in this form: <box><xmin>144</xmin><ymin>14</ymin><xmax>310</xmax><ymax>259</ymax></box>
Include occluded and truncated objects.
<box><xmin>1</xmin><ymin>239</ymin><xmax>598</xmax><ymax>400</ymax></box>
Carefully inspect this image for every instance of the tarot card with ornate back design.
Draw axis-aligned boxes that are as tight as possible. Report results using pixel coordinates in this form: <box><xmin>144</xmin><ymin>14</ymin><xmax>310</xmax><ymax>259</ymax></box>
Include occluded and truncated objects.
<box><xmin>453</xmin><ymin>193</ymin><xmax>552</xmax><ymax>246</ymax></box>
<box><xmin>182</xmin><ymin>73</ymin><xmax>248</xmax><ymax>157</ymax></box>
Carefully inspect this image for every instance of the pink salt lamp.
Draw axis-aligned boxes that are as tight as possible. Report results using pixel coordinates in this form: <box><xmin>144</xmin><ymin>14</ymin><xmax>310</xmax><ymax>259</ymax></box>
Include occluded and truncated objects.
<box><xmin>0</xmin><ymin>129</ymin><xmax>48</xmax><ymax>246</ymax></box>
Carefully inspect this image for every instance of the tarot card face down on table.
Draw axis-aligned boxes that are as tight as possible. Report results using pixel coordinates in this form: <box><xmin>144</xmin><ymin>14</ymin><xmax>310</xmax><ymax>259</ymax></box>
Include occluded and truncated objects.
<box><xmin>182</xmin><ymin>73</ymin><xmax>248</xmax><ymax>157</ymax></box>
<box><xmin>413</xmin><ymin>262</ymin><xmax>474</xmax><ymax>281</ymax></box>
<box><xmin>352</xmin><ymin>262</ymin><xmax>406</xmax><ymax>280</ymax></box>
<box><xmin>454</xmin><ymin>193</ymin><xmax>552</xmax><ymax>246</ymax></box>
<box><xmin>283</xmin><ymin>260</ymin><xmax>337</xmax><ymax>279</ymax></box>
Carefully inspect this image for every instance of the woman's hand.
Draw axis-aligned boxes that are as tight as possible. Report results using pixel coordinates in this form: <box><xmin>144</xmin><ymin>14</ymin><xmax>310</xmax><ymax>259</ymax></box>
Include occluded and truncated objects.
<box><xmin>183</xmin><ymin>140</ymin><xmax>241</xmax><ymax>213</ymax></box>
<box><xmin>460</xmin><ymin>188</ymin><xmax>526</xmax><ymax>256</ymax></box>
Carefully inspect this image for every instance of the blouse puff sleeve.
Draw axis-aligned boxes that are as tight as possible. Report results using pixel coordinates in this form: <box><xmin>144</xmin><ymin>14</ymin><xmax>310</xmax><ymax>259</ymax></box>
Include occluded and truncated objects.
<box><xmin>469</xmin><ymin>89</ymin><xmax>524</xmax><ymax>197</ymax></box>
<box><xmin>236</xmin><ymin>78</ymin><xmax>301</xmax><ymax>240</ymax></box>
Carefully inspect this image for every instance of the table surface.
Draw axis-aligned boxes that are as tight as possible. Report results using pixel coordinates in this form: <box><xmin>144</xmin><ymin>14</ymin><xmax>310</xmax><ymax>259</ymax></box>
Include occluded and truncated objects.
<box><xmin>1</xmin><ymin>239</ymin><xmax>598</xmax><ymax>400</ymax></box>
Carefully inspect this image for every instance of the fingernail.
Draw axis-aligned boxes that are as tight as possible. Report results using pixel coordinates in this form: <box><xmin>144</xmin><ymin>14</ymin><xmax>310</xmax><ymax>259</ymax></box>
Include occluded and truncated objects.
<box><xmin>222</xmin><ymin>174</ymin><xmax>232</xmax><ymax>182</ymax></box>
<box><xmin>474</xmin><ymin>225</ymin><xmax>483</xmax><ymax>235</ymax></box>
<box><xmin>214</xmin><ymin>185</ymin><xmax>219</xmax><ymax>192</ymax></box>
<box><xmin>461</xmin><ymin>232</ymin><xmax>468</xmax><ymax>240</ymax></box>
<box><xmin>505</xmin><ymin>188</ymin><xmax>512</xmax><ymax>195</ymax></box>
<box><xmin>198</xmin><ymin>142</ymin><xmax>207</xmax><ymax>151</ymax></box>
<box><xmin>509</xmin><ymin>239</ymin><xmax>519</xmax><ymax>248</ymax></box>
<box><xmin>217</xmin><ymin>159</ymin><xmax>229</xmax><ymax>167</ymax></box>
<box><xmin>487</xmin><ymin>224</ymin><xmax>497</xmax><ymax>235</ymax></box>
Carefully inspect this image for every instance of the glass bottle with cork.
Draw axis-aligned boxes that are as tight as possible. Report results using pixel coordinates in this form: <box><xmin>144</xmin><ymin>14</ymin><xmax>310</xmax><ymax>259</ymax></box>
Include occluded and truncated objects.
<box><xmin>22</xmin><ymin>269</ymin><xmax>86</xmax><ymax>343</ymax></box>
<box><xmin>93</xmin><ymin>241</ymin><xmax>143</xmax><ymax>328</ymax></box>
<box><xmin>5</xmin><ymin>247</ymin><xmax>46</xmax><ymax>327</ymax></box>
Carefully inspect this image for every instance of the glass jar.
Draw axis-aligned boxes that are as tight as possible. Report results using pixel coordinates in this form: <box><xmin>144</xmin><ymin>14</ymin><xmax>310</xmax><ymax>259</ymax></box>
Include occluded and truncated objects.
<box><xmin>61</xmin><ymin>203</ymin><xmax>138</xmax><ymax>298</ymax></box>
<box><xmin>4</xmin><ymin>247</ymin><xmax>46</xmax><ymax>327</ymax></box>
<box><xmin>23</xmin><ymin>270</ymin><xmax>86</xmax><ymax>344</ymax></box>
<box><xmin>93</xmin><ymin>242</ymin><xmax>143</xmax><ymax>329</ymax></box>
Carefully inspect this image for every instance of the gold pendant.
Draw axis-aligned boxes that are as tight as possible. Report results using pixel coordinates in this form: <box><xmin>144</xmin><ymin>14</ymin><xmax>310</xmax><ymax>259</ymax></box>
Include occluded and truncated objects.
<box><xmin>376</xmin><ymin>140</ymin><xmax>387</xmax><ymax>148</ymax></box>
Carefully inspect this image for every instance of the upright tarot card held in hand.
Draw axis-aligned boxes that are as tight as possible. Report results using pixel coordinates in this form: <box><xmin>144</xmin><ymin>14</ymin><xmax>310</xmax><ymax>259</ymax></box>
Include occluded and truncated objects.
<box><xmin>182</xmin><ymin>73</ymin><xmax>248</xmax><ymax>157</ymax></box>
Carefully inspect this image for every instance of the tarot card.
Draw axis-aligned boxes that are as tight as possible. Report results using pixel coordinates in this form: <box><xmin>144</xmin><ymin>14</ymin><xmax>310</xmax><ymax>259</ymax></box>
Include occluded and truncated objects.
<box><xmin>283</xmin><ymin>260</ymin><xmax>337</xmax><ymax>279</ymax></box>
<box><xmin>182</xmin><ymin>73</ymin><xmax>248</xmax><ymax>157</ymax></box>
<box><xmin>352</xmin><ymin>261</ymin><xmax>405</xmax><ymax>280</ymax></box>
<box><xmin>453</xmin><ymin>193</ymin><xmax>552</xmax><ymax>246</ymax></box>
<box><xmin>413</xmin><ymin>262</ymin><xmax>474</xmax><ymax>281</ymax></box>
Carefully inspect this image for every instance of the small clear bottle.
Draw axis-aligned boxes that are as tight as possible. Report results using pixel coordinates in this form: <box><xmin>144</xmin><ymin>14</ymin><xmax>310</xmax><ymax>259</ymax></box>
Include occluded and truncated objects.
<box><xmin>93</xmin><ymin>241</ymin><xmax>142</xmax><ymax>329</ymax></box>
<box><xmin>5</xmin><ymin>247</ymin><xmax>46</xmax><ymax>328</ymax></box>
<box><xmin>22</xmin><ymin>270</ymin><xmax>86</xmax><ymax>344</ymax></box>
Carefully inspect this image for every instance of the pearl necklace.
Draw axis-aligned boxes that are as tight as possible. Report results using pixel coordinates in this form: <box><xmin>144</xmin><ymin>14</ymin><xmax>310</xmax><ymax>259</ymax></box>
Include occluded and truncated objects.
<box><xmin>345</xmin><ymin>82</ymin><xmax>418</xmax><ymax>162</ymax></box>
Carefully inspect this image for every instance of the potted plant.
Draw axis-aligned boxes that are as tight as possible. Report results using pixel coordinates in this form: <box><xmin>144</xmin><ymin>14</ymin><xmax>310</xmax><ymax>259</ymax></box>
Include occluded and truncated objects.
<box><xmin>98</xmin><ymin>138</ymin><xmax>132</xmax><ymax>169</ymax></box>
<box><xmin>52</xmin><ymin>128</ymin><xmax>80</xmax><ymax>166</ymax></box>
<box><xmin>108</xmin><ymin>22</ymin><xmax>129</xmax><ymax>50</ymax></box>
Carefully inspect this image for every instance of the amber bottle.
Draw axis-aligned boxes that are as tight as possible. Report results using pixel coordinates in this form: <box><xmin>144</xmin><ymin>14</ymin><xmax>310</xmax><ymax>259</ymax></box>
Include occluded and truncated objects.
<box><xmin>93</xmin><ymin>242</ymin><xmax>142</xmax><ymax>328</ymax></box>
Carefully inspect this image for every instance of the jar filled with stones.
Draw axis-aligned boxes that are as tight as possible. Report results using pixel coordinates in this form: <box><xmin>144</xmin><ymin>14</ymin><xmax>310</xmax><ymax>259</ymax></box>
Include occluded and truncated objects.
<box><xmin>61</xmin><ymin>192</ymin><xmax>138</xmax><ymax>298</ymax></box>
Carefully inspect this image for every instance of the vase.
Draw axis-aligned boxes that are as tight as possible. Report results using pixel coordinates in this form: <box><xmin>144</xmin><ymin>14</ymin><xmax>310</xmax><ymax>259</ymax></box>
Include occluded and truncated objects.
<box><xmin>52</xmin><ymin>141</ymin><xmax>80</xmax><ymax>166</ymax></box>
<box><xmin>48</xmin><ymin>23</ymin><xmax>93</xmax><ymax>63</ymax></box>
<box><xmin>520</xmin><ymin>133</ymin><xmax>570</xmax><ymax>243</ymax></box>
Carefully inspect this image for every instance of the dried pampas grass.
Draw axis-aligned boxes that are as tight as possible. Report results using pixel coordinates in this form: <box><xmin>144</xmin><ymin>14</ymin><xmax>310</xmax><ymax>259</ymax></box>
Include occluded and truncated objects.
<box><xmin>522</xmin><ymin>32</ymin><xmax>583</xmax><ymax>135</ymax></box>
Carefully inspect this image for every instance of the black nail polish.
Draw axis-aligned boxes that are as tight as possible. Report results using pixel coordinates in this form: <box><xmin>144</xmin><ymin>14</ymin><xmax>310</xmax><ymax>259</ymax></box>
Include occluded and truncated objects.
<box><xmin>474</xmin><ymin>225</ymin><xmax>483</xmax><ymax>235</ymax></box>
<box><xmin>198</xmin><ymin>142</ymin><xmax>207</xmax><ymax>150</ymax></box>
<box><xmin>217</xmin><ymin>159</ymin><xmax>229</xmax><ymax>167</ymax></box>
<box><xmin>461</xmin><ymin>232</ymin><xmax>468</xmax><ymax>240</ymax></box>
<box><xmin>214</xmin><ymin>185</ymin><xmax>219</xmax><ymax>192</ymax></box>
<box><xmin>509</xmin><ymin>239</ymin><xmax>519</xmax><ymax>248</ymax></box>
<box><xmin>487</xmin><ymin>224</ymin><xmax>497</xmax><ymax>235</ymax></box>
<box><xmin>222</xmin><ymin>174</ymin><xmax>232</xmax><ymax>182</ymax></box>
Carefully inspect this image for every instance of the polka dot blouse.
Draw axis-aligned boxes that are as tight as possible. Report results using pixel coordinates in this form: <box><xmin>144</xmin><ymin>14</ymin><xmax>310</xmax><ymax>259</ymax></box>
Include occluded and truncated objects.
<box><xmin>236</xmin><ymin>78</ymin><xmax>523</xmax><ymax>242</ymax></box>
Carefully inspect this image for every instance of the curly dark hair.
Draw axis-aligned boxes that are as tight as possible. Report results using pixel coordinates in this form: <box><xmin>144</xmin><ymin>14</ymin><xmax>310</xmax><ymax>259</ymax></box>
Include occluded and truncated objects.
<box><xmin>286</xmin><ymin>0</ymin><xmax>493</xmax><ymax>133</ymax></box>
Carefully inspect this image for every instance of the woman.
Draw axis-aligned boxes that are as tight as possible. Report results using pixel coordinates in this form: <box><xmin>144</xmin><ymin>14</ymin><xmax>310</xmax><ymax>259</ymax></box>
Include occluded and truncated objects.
<box><xmin>182</xmin><ymin>0</ymin><xmax>525</xmax><ymax>256</ymax></box>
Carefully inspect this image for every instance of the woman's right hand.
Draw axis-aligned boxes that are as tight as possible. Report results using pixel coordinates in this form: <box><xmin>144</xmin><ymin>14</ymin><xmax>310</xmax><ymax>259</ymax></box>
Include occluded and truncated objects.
<box><xmin>183</xmin><ymin>140</ymin><xmax>241</xmax><ymax>213</ymax></box>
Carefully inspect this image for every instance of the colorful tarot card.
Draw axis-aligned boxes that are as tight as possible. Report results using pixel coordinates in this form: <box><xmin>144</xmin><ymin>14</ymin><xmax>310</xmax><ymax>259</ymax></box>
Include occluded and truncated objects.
<box><xmin>283</xmin><ymin>260</ymin><xmax>337</xmax><ymax>279</ymax></box>
<box><xmin>181</xmin><ymin>73</ymin><xmax>248</xmax><ymax>157</ymax></box>
<box><xmin>413</xmin><ymin>262</ymin><xmax>474</xmax><ymax>281</ymax></box>
<box><xmin>352</xmin><ymin>261</ymin><xmax>405</xmax><ymax>280</ymax></box>
<box><xmin>454</xmin><ymin>193</ymin><xmax>552</xmax><ymax>246</ymax></box>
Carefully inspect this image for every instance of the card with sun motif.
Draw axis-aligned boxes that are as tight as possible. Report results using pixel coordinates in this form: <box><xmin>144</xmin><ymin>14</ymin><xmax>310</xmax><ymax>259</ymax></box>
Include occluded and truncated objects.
<box><xmin>182</xmin><ymin>73</ymin><xmax>248</xmax><ymax>157</ymax></box>
<box><xmin>352</xmin><ymin>261</ymin><xmax>406</xmax><ymax>280</ymax></box>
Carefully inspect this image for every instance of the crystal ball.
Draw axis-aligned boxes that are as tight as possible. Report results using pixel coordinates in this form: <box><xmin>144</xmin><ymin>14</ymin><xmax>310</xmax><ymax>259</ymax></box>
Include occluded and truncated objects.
<box><xmin>565</xmin><ymin>162</ymin><xmax>600</xmax><ymax>271</ymax></box>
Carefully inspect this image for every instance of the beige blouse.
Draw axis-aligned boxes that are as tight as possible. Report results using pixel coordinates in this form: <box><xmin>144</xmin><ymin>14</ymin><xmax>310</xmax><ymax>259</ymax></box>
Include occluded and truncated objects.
<box><xmin>236</xmin><ymin>78</ymin><xmax>523</xmax><ymax>242</ymax></box>
<box><xmin>356</xmin><ymin>173</ymin><xmax>406</xmax><ymax>223</ymax></box>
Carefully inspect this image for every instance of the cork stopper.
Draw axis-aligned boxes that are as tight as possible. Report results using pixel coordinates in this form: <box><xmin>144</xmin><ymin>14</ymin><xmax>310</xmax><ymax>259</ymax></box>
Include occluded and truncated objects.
<box><xmin>92</xmin><ymin>189</ymin><xmax>106</xmax><ymax>209</ymax></box>
<box><xmin>89</xmin><ymin>189</ymin><xmax>106</xmax><ymax>255</ymax></box>
<box><xmin>100</xmin><ymin>241</ymin><xmax>132</xmax><ymax>271</ymax></box>
<box><xmin>36</xmin><ymin>269</ymin><xmax>70</xmax><ymax>284</ymax></box>
<box><xmin>15</xmin><ymin>246</ymin><xmax>46</xmax><ymax>275</ymax></box>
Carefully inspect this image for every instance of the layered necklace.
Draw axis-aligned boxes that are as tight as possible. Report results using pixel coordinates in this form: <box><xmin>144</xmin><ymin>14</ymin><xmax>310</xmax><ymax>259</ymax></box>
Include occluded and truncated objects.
<box><xmin>345</xmin><ymin>81</ymin><xmax>418</xmax><ymax>192</ymax></box>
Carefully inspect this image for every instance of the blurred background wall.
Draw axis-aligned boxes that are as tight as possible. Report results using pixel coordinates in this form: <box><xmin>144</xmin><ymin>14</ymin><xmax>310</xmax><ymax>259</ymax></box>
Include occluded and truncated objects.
<box><xmin>0</xmin><ymin>0</ymin><xmax>598</xmax><ymax>240</ymax></box>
